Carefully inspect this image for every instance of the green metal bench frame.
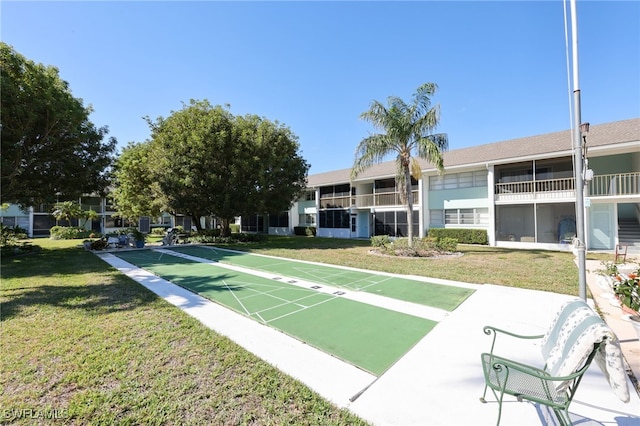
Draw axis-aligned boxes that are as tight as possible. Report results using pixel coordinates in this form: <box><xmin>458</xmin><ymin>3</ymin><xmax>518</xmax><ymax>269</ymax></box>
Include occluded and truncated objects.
<box><xmin>479</xmin><ymin>300</ymin><xmax>608</xmax><ymax>426</ymax></box>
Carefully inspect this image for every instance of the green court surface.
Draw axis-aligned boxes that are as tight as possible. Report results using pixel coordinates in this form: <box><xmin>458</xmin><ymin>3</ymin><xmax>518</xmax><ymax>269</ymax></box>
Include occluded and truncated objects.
<box><xmin>113</xmin><ymin>250</ymin><xmax>436</xmax><ymax>375</ymax></box>
<box><xmin>168</xmin><ymin>245</ymin><xmax>474</xmax><ymax>311</ymax></box>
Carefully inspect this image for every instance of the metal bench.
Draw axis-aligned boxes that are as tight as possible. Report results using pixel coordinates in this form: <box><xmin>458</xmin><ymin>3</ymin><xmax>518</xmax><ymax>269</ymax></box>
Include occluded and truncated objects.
<box><xmin>480</xmin><ymin>299</ymin><xmax>629</xmax><ymax>425</ymax></box>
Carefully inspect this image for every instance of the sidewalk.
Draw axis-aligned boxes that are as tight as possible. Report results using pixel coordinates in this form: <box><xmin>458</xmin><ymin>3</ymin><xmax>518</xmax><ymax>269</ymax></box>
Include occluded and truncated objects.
<box><xmin>98</xmin><ymin>252</ymin><xmax>640</xmax><ymax>425</ymax></box>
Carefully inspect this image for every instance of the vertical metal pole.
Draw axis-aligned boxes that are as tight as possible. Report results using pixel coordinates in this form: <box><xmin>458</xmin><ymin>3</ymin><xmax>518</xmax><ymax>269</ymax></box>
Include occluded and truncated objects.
<box><xmin>570</xmin><ymin>0</ymin><xmax>587</xmax><ymax>300</ymax></box>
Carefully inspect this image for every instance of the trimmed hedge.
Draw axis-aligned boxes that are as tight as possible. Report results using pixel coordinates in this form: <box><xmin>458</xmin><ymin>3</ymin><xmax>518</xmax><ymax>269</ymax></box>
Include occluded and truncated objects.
<box><xmin>426</xmin><ymin>228</ymin><xmax>488</xmax><ymax>245</ymax></box>
<box><xmin>294</xmin><ymin>226</ymin><xmax>316</xmax><ymax>236</ymax></box>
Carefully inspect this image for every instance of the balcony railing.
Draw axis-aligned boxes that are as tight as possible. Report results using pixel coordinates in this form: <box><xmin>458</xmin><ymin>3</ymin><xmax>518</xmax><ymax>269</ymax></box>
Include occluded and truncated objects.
<box><xmin>494</xmin><ymin>172</ymin><xmax>640</xmax><ymax>201</ymax></box>
<box><xmin>354</xmin><ymin>190</ymin><xmax>419</xmax><ymax>208</ymax></box>
<box><xmin>495</xmin><ymin>177</ymin><xmax>575</xmax><ymax>201</ymax></box>
<box><xmin>319</xmin><ymin>196</ymin><xmax>351</xmax><ymax>209</ymax></box>
<box><xmin>589</xmin><ymin>172</ymin><xmax>640</xmax><ymax>197</ymax></box>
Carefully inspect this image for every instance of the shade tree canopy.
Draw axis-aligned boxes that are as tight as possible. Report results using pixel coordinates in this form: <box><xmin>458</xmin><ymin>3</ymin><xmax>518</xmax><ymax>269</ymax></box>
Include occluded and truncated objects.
<box><xmin>111</xmin><ymin>100</ymin><xmax>309</xmax><ymax>234</ymax></box>
<box><xmin>0</xmin><ymin>42</ymin><xmax>117</xmax><ymax>208</ymax></box>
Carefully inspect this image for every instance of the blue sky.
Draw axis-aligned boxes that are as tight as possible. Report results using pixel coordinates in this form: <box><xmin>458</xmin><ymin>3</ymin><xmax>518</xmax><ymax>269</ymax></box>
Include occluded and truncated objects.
<box><xmin>2</xmin><ymin>1</ymin><xmax>639</xmax><ymax>174</ymax></box>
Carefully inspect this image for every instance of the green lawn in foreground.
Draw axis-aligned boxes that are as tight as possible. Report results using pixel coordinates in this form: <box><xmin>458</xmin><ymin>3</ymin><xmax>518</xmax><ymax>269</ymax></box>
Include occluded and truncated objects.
<box><xmin>1</xmin><ymin>239</ymin><xmax>368</xmax><ymax>425</ymax></box>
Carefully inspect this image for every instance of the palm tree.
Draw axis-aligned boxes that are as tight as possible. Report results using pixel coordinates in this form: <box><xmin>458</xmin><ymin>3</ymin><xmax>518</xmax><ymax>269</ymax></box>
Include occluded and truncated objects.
<box><xmin>351</xmin><ymin>83</ymin><xmax>448</xmax><ymax>247</ymax></box>
<box><xmin>52</xmin><ymin>200</ymin><xmax>83</xmax><ymax>226</ymax></box>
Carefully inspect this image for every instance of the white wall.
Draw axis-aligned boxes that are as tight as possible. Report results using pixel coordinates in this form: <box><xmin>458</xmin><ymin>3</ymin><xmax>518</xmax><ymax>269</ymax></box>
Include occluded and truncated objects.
<box><xmin>317</xmin><ymin>228</ymin><xmax>351</xmax><ymax>238</ymax></box>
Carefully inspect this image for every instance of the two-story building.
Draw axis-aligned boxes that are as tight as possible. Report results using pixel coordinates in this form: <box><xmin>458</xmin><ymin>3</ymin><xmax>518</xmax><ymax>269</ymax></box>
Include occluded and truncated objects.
<box><xmin>290</xmin><ymin>117</ymin><xmax>640</xmax><ymax>252</ymax></box>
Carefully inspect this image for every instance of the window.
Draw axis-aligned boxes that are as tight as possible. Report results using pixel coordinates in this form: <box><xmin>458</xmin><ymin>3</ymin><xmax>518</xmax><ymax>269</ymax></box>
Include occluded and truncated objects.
<box><xmin>1</xmin><ymin>216</ymin><xmax>30</xmax><ymax>231</ymax></box>
<box><xmin>320</xmin><ymin>184</ymin><xmax>350</xmax><ymax>198</ymax></box>
<box><xmin>269</xmin><ymin>212</ymin><xmax>289</xmax><ymax>227</ymax></box>
<box><xmin>319</xmin><ymin>210</ymin><xmax>350</xmax><ymax>229</ymax></box>
<box><xmin>304</xmin><ymin>191</ymin><xmax>316</xmax><ymax>201</ymax></box>
<box><xmin>429</xmin><ymin>170</ymin><xmax>487</xmax><ymax>190</ymax></box>
<box><xmin>374</xmin><ymin>210</ymin><xmax>418</xmax><ymax>237</ymax></box>
<box><xmin>241</xmin><ymin>215</ymin><xmax>265</xmax><ymax>232</ymax></box>
<box><xmin>436</xmin><ymin>208</ymin><xmax>488</xmax><ymax>225</ymax></box>
<box><xmin>299</xmin><ymin>213</ymin><xmax>316</xmax><ymax>226</ymax></box>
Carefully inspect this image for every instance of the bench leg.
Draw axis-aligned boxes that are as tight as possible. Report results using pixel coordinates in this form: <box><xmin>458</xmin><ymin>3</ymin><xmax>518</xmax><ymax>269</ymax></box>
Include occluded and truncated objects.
<box><xmin>553</xmin><ymin>407</ymin><xmax>572</xmax><ymax>426</ymax></box>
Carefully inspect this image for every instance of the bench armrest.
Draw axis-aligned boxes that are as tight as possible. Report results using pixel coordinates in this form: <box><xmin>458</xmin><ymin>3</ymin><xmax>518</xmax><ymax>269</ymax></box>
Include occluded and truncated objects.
<box><xmin>483</xmin><ymin>325</ymin><xmax>544</xmax><ymax>355</ymax></box>
<box><xmin>481</xmin><ymin>352</ymin><xmax>590</xmax><ymax>407</ymax></box>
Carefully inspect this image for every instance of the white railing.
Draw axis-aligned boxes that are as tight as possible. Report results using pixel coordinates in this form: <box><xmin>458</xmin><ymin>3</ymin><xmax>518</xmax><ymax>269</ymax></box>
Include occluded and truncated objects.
<box><xmin>354</xmin><ymin>190</ymin><xmax>419</xmax><ymax>208</ymax></box>
<box><xmin>319</xmin><ymin>196</ymin><xmax>351</xmax><ymax>209</ymax></box>
<box><xmin>494</xmin><ymin>173</ymin><xmax>640</xmax><ymax>201</ymax></box>
<box><xmin>495</xmin><ymin>177</ymin><xmax>575</xmax><ymax>201</ymax></box>
<box><xmin>589</xmin><ymin>172</ymin><xmax>640</xmax><ymax>197</ymax></box>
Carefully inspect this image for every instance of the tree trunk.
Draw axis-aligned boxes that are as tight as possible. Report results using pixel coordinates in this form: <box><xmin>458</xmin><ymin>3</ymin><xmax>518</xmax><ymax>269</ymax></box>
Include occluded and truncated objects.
<box><xmin>220</xmin><ymin>218</ymin><xmax>232</xmax><ymax>237</ymax></box>
<box><xmin>191</xmin><ymin>214</ymin><xmax>203</xmax><ymax>232</ymax></box>
<box><xmin>405</xmin><ymin>167</ymin><xmax>414</xmax><ymax>248</ymax></box>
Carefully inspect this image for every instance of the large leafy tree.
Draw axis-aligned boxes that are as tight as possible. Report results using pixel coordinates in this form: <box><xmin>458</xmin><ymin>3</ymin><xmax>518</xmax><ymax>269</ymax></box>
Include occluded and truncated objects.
<box><xmin>110</xmin><ymin>141</ymin><xmax>162</xmax><ymax>221</ymax></box>
<box><xmin>0</xmin><ymin>43</ymin><xmax>117</xmax><ymax>207</ymax></box>
<box><xmin>145</xmin><ymin>100</ymin><xmax>237</xmax><ymax>230</ymax></box>
<box><xmin>351</xmin><ymin>83</ymin><xmax>448</xmax><ymax>247</ymax></box>
<box><xmin>116</xmin><ymin>100</ymin><xmax>309</xmax><ymax>235</ymax></box>
<box><xmin>231</xmin><ymin>114</ymin><xmax>310</xmax><ymax>218</ymax></box>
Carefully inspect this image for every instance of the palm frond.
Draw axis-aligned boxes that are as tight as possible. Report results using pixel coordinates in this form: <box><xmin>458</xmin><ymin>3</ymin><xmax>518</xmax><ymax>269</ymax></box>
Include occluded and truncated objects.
<box><xmin>351</xmin><ymin>134</ymin><xmax>394</xmax><ymax>179</ymax></box>
<box><xmin>410</xmin><ymin>157</ymin><xmax>423</xmax><ymax>180</ymax></box>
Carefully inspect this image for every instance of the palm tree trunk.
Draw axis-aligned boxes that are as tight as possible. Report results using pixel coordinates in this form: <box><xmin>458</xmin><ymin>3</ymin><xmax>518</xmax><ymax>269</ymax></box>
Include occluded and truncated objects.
<box><xmin>405</xmin><ymin>167</ymin><xmax>414</xmax><ymax>248</ymax></box>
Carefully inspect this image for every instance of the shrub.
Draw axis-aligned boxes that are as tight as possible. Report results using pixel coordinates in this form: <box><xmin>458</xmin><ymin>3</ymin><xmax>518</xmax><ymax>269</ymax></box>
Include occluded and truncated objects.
<box><xmin>294</xmin><ymin>226</ymin><xmax>316</xmax><ymax>236</ymax></box>
<box><xmin>370</xmin><ymin>235</ymin><xmax>391</xmax><ymax>248</ymax></box>
<box><xmin>1</xmin><ymin>224</ymin><xmax>27</xmax><ymax>247</ymax></box>
<box><xmin>190</xmin><ymin>229</ymin><xmax>222</xmax><ymax>243</ymax></box>
<box><xmin>49</xmin><ymin>226</ymin><xmax>92</xmax><ymax>240</ymax></box>
<box><xmin>426</xmin><ymin>228</ymin><xmax>488</xmax><ymax>245</ymax></box>
<box><xmin>435</xmin><ymin>237</ymin><xmax>458</xmax><ymax>252</ymax></box>
<box><xmin>151</xmin><ymin>227</ymin><xmax>167</xmax><ymax>236</ymax></box>
<box><xmin>232</xmin><ymin>233</ymin><xmax>265</xmax><ymax>243</ymax></box>
<box><xmin>90</xmin><ymin>239</ymin><xmax>108</xmax><ymax>250</ymax></box>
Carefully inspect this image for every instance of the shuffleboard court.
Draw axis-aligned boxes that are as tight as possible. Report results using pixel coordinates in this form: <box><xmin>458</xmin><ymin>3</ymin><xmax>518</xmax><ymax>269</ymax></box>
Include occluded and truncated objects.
<box><xmin>112</xmin><ymin>249</ymin><xmax>436</xmax><ymax>375</ymax></box>
<box><xmin>168</xmin><ymin>245</ymin><xmax>474</xmax><ymax>311</ymax></box>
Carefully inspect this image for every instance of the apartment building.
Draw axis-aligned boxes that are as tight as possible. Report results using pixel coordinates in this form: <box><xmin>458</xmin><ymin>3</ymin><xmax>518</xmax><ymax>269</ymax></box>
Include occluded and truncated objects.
<box><xmin>290</xmin><ymin>118</ymin><xmax>640</xmax><ymax>252</ymax></box>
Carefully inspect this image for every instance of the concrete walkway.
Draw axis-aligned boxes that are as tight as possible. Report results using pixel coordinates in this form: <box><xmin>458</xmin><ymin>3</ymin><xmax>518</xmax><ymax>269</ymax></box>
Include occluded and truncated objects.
<box><xmin>97</xmin><ymin>251</ymin><xmax>640</xmax><ymax>425</ymax></box>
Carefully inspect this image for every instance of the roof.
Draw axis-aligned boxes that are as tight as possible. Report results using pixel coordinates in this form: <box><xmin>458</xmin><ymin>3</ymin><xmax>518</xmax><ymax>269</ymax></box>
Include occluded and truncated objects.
<box><xmin>307</xmin><ymin>117</ymin><xmax>640</xmax><ymax>187</ymax></box>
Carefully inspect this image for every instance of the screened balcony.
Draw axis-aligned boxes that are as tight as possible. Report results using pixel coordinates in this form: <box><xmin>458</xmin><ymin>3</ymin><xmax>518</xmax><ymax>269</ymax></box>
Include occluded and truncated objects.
<box><xmin>354</xmin><ymin>190</ymin><xmax>419</xmax><ymax>208</ymax></box>
<box><xmin>495</xmin><ymin>177</ymin><xmax>575</xmax><ymax>201</ymax></box>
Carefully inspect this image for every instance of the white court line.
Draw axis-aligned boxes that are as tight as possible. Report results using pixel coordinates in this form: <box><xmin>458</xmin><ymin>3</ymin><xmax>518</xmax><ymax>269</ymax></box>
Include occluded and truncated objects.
<box><xmin>222</xmin><ymin>279</ymin><xmax>252</xmax><ymax>317</ymax></box>
<box><xmin>265</xmin><ymin>294</ymin><xmax>339</xmax><ymax>324</ymax></box>
<box><xmin>240</xmin><ymin>286</ymin><xmax>315</xmax><ymax>308</ymax></box>
<box><xmin>252</xmin><ymin>293</ymin><xmax>331</xmax><ymax>316</ymax></box>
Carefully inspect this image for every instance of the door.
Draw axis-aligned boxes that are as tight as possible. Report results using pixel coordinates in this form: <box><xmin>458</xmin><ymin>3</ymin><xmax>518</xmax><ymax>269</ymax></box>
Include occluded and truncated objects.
<box><xmin>590</xmin><ymin>204</ymin><xmax>613</xmax><ymax>249</ymax></box>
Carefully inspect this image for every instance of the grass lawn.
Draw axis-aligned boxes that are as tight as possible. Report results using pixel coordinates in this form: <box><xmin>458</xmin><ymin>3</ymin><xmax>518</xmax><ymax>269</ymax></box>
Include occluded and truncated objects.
<box><xmin>1</xmin><ymin>239</ymin><xmax>367</xmax><ymax>425</ymax></box>
<box><xmin>1</xmin><ymin>235</ymin><xmax>619</xmax><ymax>424</ymax></box>
<box><xmin>221</xmin><ymin>236</ymin><xmax>589</xmax><ymax>295</ymax></box>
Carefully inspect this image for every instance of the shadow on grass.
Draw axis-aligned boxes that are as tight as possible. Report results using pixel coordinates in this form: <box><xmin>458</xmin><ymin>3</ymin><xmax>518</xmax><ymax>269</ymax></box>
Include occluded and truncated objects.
<box><xmin>1</xmin><ymin>280</ymin><xmax>158</xmax><ymax>322</ymax></box>
<box><xmin>1</xmin><ymin>245</ymin><xmax>110</xmax><ymax>278</ymax></box>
